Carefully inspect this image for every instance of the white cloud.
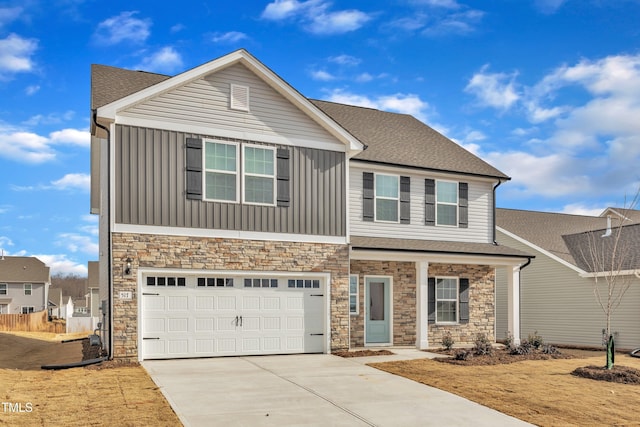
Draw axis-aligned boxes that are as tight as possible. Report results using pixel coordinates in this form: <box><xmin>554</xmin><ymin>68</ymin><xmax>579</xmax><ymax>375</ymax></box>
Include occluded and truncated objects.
<box><xmin>25</xmin><ymin>85</ymin><xmax>40</xmax><ymax>95</ymax></box>
<box><xmin>0</xmin><ymin>7</ymin><xmax>22</xmax><ymax>28</ymax></box>
<box><xmin>465</xmin><ymin>65</ymin><xmax>520</xmax><ymax>110</ymax></box>
<box><xmin>410</xmin><ymin>0</ymin><xmax>461</xmax><ymax>8</ymax></box>
<box><xmin>32</xmin><ymin>254</ymin><xmax>87</xmax><ymax>276</ymax></box>
<box><xmin>0</xmin><ymin>236</ymin><xmax>14</xmax><ymax>248</ymax></box>
<box><xmin>560</xmin><ymin>203</ymin><xmax>606</xmax><ymax>216</ymax></box>
<box><xmin>51</xmin><ymin>173</ymin><xmax>90</xmax><ymax>192</ymax></box>
<box><xmin>0</xmin><ymin>127</ymin><xmax>89</xmax><ymax>164</ymax></box>
<box><xmin>462</xmin><ymin>130</ymin><xmax>486</xmax><ymax>144</ymax></box>
<box><xmin>0</xmin><ymin>33</ymin><xmax>38</xmax><ymax>79</ymax></box>
<box><xmin>355</xmin><ymin>72</ymin><xmax>373</xmax><ymax>83</ymax></box>
<box><xmin>325</xmin><ymin>89</ymin><xmax>431</xmax><ymax>122</ymax></box>
<box><xmin>328</xmin><ymin>54</ymin><xmax>361</xmax><ymax>66</ymax></box>
<box><xmin>93</xmin><ymin>11</ymin><xmax>151</xmax><ymax>45</ymax></box>
<box><xmin>211</xmin><ymin>31</ymin><xmax>248</xmax><ymax>44</ymax></box>
<box><xmin>421</xmin><ymin>10</ymin><xmax>484</xmax><ymax>36</ymax></box>
<box><xmin>57</xmin><ymin>233</ymin><xmax>98</xmax><ymax>255</ymax></box>
<box><xmin>135</xmin><ymin>47</ymin><xmax>183</xmax><ymax>74</ymax></box>
<box><xmin>261</xmin><ymin>0</ymin><xmax>372</xmax><ymax>35</ymax></box>
<box><xmin>310</xmin><ymin>69</ymin><xmax>336</xmax><ymax>81</ymax></box>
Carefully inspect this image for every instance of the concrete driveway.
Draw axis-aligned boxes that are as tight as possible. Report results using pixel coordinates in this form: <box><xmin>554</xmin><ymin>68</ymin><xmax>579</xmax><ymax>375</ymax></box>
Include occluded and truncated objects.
<box><xmin>143</xmin><ymin>352</ymin><xmax>532</xmax><ymax>427</ymax></box>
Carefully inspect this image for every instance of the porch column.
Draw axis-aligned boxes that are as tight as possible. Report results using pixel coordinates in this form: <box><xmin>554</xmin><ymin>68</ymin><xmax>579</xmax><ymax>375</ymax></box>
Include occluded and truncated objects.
<box><xmin>507</xmin><ymin>265</ymin><xmax>521</xmax><ymax>345</ymax></box>
<box><xmin>416</xmin><ymin>261</ymin><xmax>429</xmax><ymax>349</ymax></box>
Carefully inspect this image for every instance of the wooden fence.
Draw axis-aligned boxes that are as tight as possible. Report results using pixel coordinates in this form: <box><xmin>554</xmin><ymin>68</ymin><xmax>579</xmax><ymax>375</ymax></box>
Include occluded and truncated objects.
<box><xmin>0</xmin><ymin>310</ymin><xmax>65</xmax><ymax>333</ymax></box>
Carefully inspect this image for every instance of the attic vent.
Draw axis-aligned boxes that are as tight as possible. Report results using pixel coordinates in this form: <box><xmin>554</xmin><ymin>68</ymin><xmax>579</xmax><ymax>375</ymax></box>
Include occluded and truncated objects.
<box><xmin>230</xmin><ymin>84</ymin><xmax>250</xmax><ymax>112</ymax></box>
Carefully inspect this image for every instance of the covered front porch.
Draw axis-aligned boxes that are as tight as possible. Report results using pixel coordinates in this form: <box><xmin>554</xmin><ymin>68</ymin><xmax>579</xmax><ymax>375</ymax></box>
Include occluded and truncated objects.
<box><xmin>349</xmin><ymin>236</ymin><xmax>532</xmax><ymax>349</ymax></box>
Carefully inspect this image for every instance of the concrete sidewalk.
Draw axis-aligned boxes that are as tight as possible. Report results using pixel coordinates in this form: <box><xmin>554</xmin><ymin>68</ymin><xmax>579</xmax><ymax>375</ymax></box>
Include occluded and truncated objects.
<box><xmin>144</xmin><ymin>352</ymin><xmax>532</xmax><ymax>427</ymax></box>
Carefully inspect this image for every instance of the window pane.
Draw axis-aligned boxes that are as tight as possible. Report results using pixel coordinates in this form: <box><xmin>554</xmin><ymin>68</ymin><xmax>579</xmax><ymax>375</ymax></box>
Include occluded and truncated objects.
<box><xmin>376</xmin><ymin>199</ymin><xmax>398</xmax><ymax>221</ymax></box>
<box><xmin>437</xmin><ymin>301</ymin><xmax>457</xmax><ymax>322</ymax></box>
<box><xmin>349</xmin><ymin>276</ymin><xmax>358</xmax><ymax>293</ymax></box>
<box><xmin>350</xmin><ymin>295</ymin><xmax>357</xmax><ymax>313</ymax></box>
<box><xmin>206</xmin><ymin>142</ymin><xmax>236</xmax><ymax>172</ymax></box>
<box><xmin>437</xmin><ymin>204</ymin><xmax>457</xmax><ymax>226</ymax></box>
<box><xmin>245</xmin><ymin>176</ymin><xmax>274</xmax><ymax>204</ymax></box>
<box><xmin>376</xmin><ymin>175</ymin><xmax>399</xmax><ymax>198</ymax></box>
<box><xmin>245</xmin><ymin>147</ymin><xmax>274</xmax><ymax>175</ymax></box>
<box><xmin>206</xmin><ymin>172</ymin><xmax>236</xmax><ymax>201</ymax></box>
<box><xmin>437</xmin><ymin>181</ymin><xmax>457</xmax><ymax>203</ymax></box>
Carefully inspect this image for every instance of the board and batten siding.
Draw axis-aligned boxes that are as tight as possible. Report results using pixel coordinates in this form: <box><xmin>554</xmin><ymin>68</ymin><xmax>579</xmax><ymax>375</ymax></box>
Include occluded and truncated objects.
<box><xmin>495</xmin><ymin>231</ymin><xmax>640</xmax><ymax>349</ymax></box>
<box><xmin>115</xmin><ymin>125</ymin><xmax>346</xmax><ymax>236</ymax></box>
<box><xmin>119</xmin><ymin>63</ymin><xmax>339</xmax><ymax>148</ymax></box>
<box><xmin>349</xmin><ymin>165</ymin><xmax>494</xmax><ymax>243</ymax></box>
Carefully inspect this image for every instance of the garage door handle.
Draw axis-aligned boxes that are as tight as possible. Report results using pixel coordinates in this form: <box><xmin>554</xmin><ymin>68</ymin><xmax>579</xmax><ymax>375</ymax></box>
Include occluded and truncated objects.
<box><xmin>310</xmin><ymin>333</ymin><xmax>324</xmax><ymax>336</ymax></box>
<box><xmin>143</xmin><ymin>292</ymin><xmax>160</xmax><ymax>296</ymax></box>
<box><xmin>310</xmin><ymin>294</ymin><xmax>324</xmax><ymax>297</ymax></box>
<box><xmin>143</xmin><ymin>337</ymin><xmax>160</xmax><ymax>340</ymax></box>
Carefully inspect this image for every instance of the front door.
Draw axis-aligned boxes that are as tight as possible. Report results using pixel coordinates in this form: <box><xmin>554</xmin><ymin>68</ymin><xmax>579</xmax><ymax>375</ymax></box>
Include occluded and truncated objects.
<box><xmin>365</xmin><ymin>277</ymin><xmax>391</xmax><ymax>344</ymax></box>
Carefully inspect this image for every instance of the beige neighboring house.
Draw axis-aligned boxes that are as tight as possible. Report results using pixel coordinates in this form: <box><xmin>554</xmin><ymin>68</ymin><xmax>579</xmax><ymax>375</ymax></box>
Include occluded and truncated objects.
<box><xmin>0</xmin><ymin>256</ymin><xmax>50</xmax><ymax>314</ymax></box>
<box><xmin>48</xmin><ymin>287</ymin><xmax>64</xmax><ymax>318</ymax></box>
<box><xmin>87</xmin><ymin>261</ymin><xmax>100</xmax><ymax>317</ymax></box>
<box><xmin>496</xmin><ymin>207</ymin><xmax>640</xmax><ymax>349</ymax></box>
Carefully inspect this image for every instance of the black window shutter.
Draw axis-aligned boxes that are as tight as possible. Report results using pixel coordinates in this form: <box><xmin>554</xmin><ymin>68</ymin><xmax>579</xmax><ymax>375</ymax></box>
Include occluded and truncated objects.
<box><xmin>428</xmin><ymin>277</ymin><xmax>436</xmax><ymax>324</ymax></box>
<box><xmin>276</xmin><ymin>148</ymin><xmax>290</xmax><ymax>207</ymax></box>
<box><xmin>459</xmin><ymin>182</ymin><xmax>468</xmax><ymax>228</ymax></box>
<box><xmin>425</xmin><ymin>179</ymin><xmax>435</xmax><ymax>226</ymax></box>
<box><xmin>459</xmin><ymin>278</ymin><xmax>470</xmax><ymax>324</ymax></box>
<box><xmin>363</xmin><ymin>172</ymin><xmax>374</xmax><ymax>221</ymax></box>
<box><xmin>400</xmin><ymin>176</ymin><xmax>410</xmax><ymax>224</ymax></box>
<box><xmin>185</xmin><ymin>138</ymin><xmax>202</xmax><ymax>200</ymax></box>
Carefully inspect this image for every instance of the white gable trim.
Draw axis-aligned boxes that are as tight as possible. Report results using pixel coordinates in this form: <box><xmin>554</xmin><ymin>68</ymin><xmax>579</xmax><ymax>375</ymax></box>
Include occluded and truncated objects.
<box><xmin>496</xmin><ymin>226</ymin><xmax>586</xmax><ymax>274</ymax></box>
<box><xmin>97</xmin><ymin>49</ymin><xmax>364</xmax><ymax>153</ymax></box>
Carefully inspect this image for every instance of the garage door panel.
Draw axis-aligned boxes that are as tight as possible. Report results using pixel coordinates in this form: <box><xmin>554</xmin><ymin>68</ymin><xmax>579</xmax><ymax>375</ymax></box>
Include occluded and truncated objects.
<box><xmin>142</xmin><ymin>276</ymin><xmax>325</xmax><ymax>360</ymax></box>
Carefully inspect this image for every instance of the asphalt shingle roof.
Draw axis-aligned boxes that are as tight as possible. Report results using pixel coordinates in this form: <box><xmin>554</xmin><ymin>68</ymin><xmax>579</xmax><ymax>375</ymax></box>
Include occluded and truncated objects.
<box><xmin>0</xmin><ymin>256</ymin><xmax>50</xmax><ymax>283</ymax></box>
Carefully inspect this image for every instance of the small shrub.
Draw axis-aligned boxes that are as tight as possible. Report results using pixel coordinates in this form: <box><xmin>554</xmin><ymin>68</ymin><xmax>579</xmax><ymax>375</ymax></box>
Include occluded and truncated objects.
<box><xmin>454</xmin><ymin>349</ymin><xmax>473</xmax><ymax>361</ymax></box>
<box><xmin>474</xmin><ymin>333</ymin><xmax>493</xmax><ymax>356</ymax></box>
<box><xmin>510</xmin><ymin>340</ymin><xmax>534</xmax><ymax>355</ymax></box>
<box><xmin>541</xmin><ymin>344</ymin><xmax>560</xmax><ymax>355</ymax></box>
<box><xmin>527</xmin><ymin>331</ymin><xmax>544</xmax><ymax>349</ymax></box>
<box><xmin>504</xmin><ymin>331</ymin><xmax>514</xmax><ymax>350</ymax></box>
<box><xmin>441</xmin><ymin>331</ymin><xmax>454</xmax><ymax>351</ymax></box>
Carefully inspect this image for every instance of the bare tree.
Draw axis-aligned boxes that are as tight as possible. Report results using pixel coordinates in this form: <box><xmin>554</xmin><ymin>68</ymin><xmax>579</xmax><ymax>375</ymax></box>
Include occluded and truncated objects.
<box><xmin>576</xmin><ymin>192</ymin><xmax>640</xmax><ymax>369</ymax></box>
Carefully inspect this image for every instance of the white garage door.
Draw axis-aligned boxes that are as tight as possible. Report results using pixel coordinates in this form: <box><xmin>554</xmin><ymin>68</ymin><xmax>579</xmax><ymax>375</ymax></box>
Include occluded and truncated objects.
<box><xmin>141</xmin><ymin>274</ymin><xmax>326</xmax><ymax>360</ymax></box>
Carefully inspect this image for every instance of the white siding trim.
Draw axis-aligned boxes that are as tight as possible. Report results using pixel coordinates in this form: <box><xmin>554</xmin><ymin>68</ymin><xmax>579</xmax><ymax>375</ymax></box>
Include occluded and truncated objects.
<box><xmin>350</xmin><ymin>248</ymin><xmax>528</xmax><ymax>267</ymax></box>
<box><xmin>496</xmin><ymin>226</ymin><xmax>585</xmax><ymax>274</ymax></box>
<box><xmin>113</xmin><ymin>223</ymin><xmax>347</xmax><ymax>245</ymax></box>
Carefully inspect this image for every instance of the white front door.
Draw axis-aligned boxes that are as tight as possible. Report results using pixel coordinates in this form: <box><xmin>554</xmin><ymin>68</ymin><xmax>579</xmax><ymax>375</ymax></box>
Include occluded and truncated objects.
<box><xmin>365</xmin><ymin>277</ymin><xmax>391</xmax><ymax>344</ymax></box>
<box><xmin>141</xmin><ymin>275</ymin><xmax>326</xmax><ymax>360</ymax></box>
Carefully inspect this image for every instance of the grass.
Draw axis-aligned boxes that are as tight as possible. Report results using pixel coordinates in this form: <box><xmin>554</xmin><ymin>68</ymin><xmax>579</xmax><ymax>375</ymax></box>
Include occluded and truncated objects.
<box><xmin>370</xmin><ymin>350</ymin><xmax>640</xmax><ymax>426</ymax></box>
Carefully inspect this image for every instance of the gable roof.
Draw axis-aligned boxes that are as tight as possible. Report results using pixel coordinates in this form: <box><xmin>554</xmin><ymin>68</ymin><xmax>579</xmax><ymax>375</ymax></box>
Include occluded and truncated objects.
<box><xmin>0</xmin><ymin>256</ymin><xmax>50</xmax><ymax>283</ymax></box>
<box><xmin>92</xmin><ymin>50</ymin><xmax>508</xmax><ymax>179</ymax></box>
<box><xmin>92</xmin><ymin>49</ymin><xmax>363</xmax><ymax>153</ymax></box>
<box><xmin>312</xmin><ymin>100</ymin><xmax>509</xmax><ymax>180</ymax></box>
<box><xmin>496</xmin><ymin>208</ymin><xmax>640</xmax><ymax>270</ymax></box>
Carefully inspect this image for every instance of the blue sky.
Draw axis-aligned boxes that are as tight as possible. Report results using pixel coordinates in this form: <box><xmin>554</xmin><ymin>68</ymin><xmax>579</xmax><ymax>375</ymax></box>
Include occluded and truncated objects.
<box><xmin>1</xmin><ymin>0</ymin><xmax>639</xmax><ymax>275</ymax></box>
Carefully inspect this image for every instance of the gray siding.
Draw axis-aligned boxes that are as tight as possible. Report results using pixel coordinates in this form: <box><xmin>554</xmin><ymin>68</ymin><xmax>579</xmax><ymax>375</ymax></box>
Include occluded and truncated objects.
<box><xmin>115</xmin><ymin>125</ymin><xmax>346</xmax><ymax>236</ymax></box>
<box><xmin>496</xmin><ymin>231</ymin><xmax>640</xmax><ymax>349</ymax></box>
<box><xmin>1</xmin><ymin>283</ymin><xmax>47</xmax><ymax>313</ymax></box>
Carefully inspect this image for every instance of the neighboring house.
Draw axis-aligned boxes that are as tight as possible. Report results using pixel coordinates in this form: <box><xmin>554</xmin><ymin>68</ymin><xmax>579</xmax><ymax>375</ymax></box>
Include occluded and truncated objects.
<box><xmin>48</xmin><ymin>287</ymin><xmax>63</xmax><ymax>318</ymax></box>
<box><xmin>0</xmin><ymin>256</ymin><xmax>50</xmax><ymax>314</ymax></box>
<box><xmin>87</xmin><ymin>261</ymin><xmax>101</xmax><ymax>317</ymax></box>
<box><xmin>496</xmin><ymin>208</ymin><xmax>640</xmax><ymax>349</ymax></box>
<box><xmin>91</xmin><ymin>49</ymin><xmax>531</xmax><ymax>362</ymax></box>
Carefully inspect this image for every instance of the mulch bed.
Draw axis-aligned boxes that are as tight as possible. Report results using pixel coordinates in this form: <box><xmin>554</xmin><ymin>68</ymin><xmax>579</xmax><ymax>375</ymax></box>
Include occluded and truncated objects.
<box><xmin>433</xmin><ymin>348</ymin><xmax>572</xmax><ymax>366</ymax></box>
<box><xmin>333</xmin><ymin>349</ymin><xmax>394</xmax><ymax>358</ymax></box>
<box><xmin>572</xmin><ymin>365</ymin><xmax>640</xmax><ymax>384</ymax></box>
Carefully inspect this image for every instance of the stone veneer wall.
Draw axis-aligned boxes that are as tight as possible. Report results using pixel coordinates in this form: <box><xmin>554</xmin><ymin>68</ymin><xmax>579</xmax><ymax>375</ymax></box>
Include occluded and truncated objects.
<box><xmin>428</xmin><ymin>263</ymin><xmax>495</xmax><ymax>347</ymax></box>
<box><xmin>349</xmin><ymin>261</ymin><xmax>417</xmax><ymax>348</ymax></box>
<box><xmin>111</xmin><ymin>233</ymin><xmax>350</xmax><ymax>361</ymax></box>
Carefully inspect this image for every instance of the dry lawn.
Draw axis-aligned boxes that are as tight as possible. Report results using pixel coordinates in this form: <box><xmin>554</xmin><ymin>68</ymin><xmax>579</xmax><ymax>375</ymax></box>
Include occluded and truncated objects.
<box><xmin>370</xmin><ymin>351</ymin><xmax>640</xmax><ymax>426</ymax></box>
<box><xmin>0</xmin><ymin>332</ymin><xmax>180</xmax><ymax>426</ymax></box>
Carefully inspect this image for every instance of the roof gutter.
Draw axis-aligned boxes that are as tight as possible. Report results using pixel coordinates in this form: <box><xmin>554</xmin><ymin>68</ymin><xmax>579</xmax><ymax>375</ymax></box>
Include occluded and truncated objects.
<box><xmin>91</xmin><ymin>109</ymin><xmax>112</xmax><ymax>360</ymax></box>
<box><xmin>493</xmin><ymin>179</ymin><xmax>504</xmax><ymax>245</ymax></box>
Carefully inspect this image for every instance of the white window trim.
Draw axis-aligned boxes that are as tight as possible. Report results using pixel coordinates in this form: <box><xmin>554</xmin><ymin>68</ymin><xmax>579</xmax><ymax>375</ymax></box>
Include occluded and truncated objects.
<box><xmin>21</xmin><ymin>306</ymin><xmax>34</xmax><ymax>314</ymax></box>
<box><xmin>203</xmin><ymin>140</ymin><xmax>240</xmax><ymax>203</ymax></box>
<box><xmin>349</xmin><ymin>274</ymin><xmax>359</xmax><ymax>315</ymax></box>
<box><xmin>435</xmin><ymin>276</ymin><xmax>459</xmax><ymax>325</ymax></box>
<box><xmin>0</xmin><ymin>283</ymin><xmax>6</xmax><ymax>295</ymax></box>
<box><xmin>436</xmin><ymin>180</ymin><xmax>459</xmax><ymax>227</ymax></box>
<box><xmin>242</xmin><ymin>144</ymin><xmax>277</xmax><ymax>207</ymax></box>
<box><xmin>24</xmin><ymin>283</ymin><xmax>32</xmax><ymax>296</ymax></box>
<box><xmin>374</xmin><ymin>173</ymin><xmax>400</xmax><ymax>223</ymax></box>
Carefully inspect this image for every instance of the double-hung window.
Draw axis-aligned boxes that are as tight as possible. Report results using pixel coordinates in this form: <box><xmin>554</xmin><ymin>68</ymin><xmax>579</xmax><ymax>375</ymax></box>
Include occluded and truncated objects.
<box><xmin>24</xmin><ymin>283</ymin><xmax>32</xmax><ymax>296</ymax></box>
<box><xmin>0</xmin><ymin>283</ymin><xmax>6</xmax><ymax>295</ymax></box>
<box><xmin>436</xmin><ymin>277</ymin><xmax>458</xmax><ymax>323</ymax></box>
<box><xmin>436</xmin><ymin>181</ymin><xmax>458</xmax><ymax>226</ymax></box>
<box><xmin>204</xmin><ymin>141</ymin><xmax>239</xmax><ymax>202</ymax></box>
<box><xmin>243</xmin><ymin>145</ymin><xmax>275</xmax><ymax>205</ymax></box>
<box><xmin>349</xmin><ymin>275</ymin><xmax>359</xmax><ymax>315</ymax></box>
<box><xmin>375</xmin><ymin>174</ymin><xmax>399</xmax><ymax>222</ymax></box>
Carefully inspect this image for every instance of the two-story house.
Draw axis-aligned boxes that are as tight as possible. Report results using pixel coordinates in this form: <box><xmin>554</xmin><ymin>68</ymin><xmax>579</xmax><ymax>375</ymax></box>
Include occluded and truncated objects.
<box><xmin>0</xmin><ymin>256</ymin><xmax>50</xmax><ymax>314</ymax></box>
<box><xmin>91</xmin><ymin>49</ymin><xmax>531</xmax><ymax>361</ymax></box>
